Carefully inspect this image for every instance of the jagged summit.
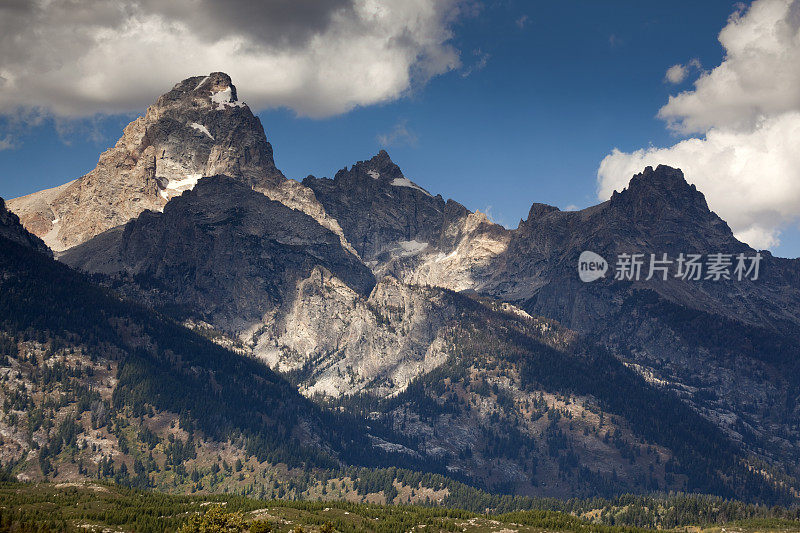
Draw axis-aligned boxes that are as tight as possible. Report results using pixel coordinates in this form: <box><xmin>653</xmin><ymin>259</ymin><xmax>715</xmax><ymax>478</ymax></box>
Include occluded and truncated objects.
<box><xmin>357</xmin><ymin>149</ymin><xmax>403</xmax><ymax>181</ymax></box>
<box><xmin>631</xmin><ymin>164</ymin><xmax>690</xmax><ymax>187</ymax></box>
<box><xmin>310</xmin><ymin>149</ymin><xmax>429</xmax><ymax>195</ymax></box>
<box><xmin>518</xmin><ymin>166</ymin><xmax>712</xmax><ymax>230</ymax></box>
<box><xmin>604</xmin><ymin>164</ymin><xmax>735</xmax><ymax>243</ymax></box>
<box><xmin>158</xmin><ymin>72</ymin><xmax>248</xmax><ymax>112</ymax></box>
<box><xmin>8</xmin><ymin>72</ymin><xmax>285</xmax><ymax>251</ymax></box>
<box><xmin>300</xmin><ymin>150</ymin><xmax>430</xmax><ymax>199</ymax></box>
<box><xmin>180</xmin><ymin>72</ymin><xmax>237</xmax><ymax>97</ymax></box>
<box><xmin>372</xmin><ymin>148</ymin><xmax>392</xmax><ymax>162</ymax></box>
<box><xmin>516</xmin><ymin>165</ymin><xmax>729</xmax><ymax>243</ymax></box>
<box><xmin>612</xmin><ymin>165</ymin><xmax>709</xmax><ymax>210</ymax></box>
<box><xmin>540</xmin><ymin>168</ymin><xmax>737</xmax><ymax>261</ymax></box>
<box><xmin>302</xmin><ymin>150</ymin><xmax>469</xmax><ymax>261</ymax></box>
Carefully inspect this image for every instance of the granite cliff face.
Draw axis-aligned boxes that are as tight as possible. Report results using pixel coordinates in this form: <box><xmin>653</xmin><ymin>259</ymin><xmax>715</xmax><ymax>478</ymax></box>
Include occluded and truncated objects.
<box><xmin>6</xmin><ymin>211</ymin><xmax>774</xmax><ymax>500</ymax></box>
<box><xmin>383</xmin><ymin>209</ymin><xmax>511</xmax><ymax>291</ymax></box>
<box><xmin>260</xmin><ymin>271</ymin><xmax>463</xmax><ymax>398</ymax></box>
<box><xmin>61</xmin><ymin>176</ymin><xmax>373</xmax><ymax>334</ymax></box>
<box><xmin>0</xmin><ymin>211</ymin><xmax>428</xmax><ymax>490</ymax></box>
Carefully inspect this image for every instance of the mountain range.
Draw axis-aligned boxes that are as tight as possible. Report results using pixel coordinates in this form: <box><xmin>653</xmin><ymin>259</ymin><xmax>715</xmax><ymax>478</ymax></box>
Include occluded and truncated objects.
<box><xmin>2</xmin><ymin>72</ymin><xmax>799</xmax><ymax>506</ymax></box>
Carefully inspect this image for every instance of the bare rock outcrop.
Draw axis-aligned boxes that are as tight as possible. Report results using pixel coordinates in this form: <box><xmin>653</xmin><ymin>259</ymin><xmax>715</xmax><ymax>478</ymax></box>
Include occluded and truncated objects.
<box><xmin>257</xmin><ymin>269</ymin><xmax>456</xmax><ymax>398</ymax></box>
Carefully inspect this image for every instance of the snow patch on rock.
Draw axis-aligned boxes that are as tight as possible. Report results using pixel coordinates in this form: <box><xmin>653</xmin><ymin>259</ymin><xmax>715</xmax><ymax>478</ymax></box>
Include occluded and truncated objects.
<box><xmin>168</xmin><ymin>174</ymin><xmax>202</xmax><ymax>191</ymax></box>
<box><xmin>194</xmin><ymin>76</ymin><xmax>210</xmax><ymax>91</ymax></box>
<box><xmin>210</xmin><ymin>87</ymin><xmax>246</xmax><ymax>110</ymax></box>
<box><xmin>160</xmin><ymin>174</ymin><xmax>203</xmax><ymax>199</ymax></box>
<box><xmin>189</xmin><ymin>122</ymin><xmax>214</xmax><ymax>140</ymax></box>
<box><xmin>41</xmin><ymin>217</ymin><xmax>62</xmax><ymax>251</ymax></box>
<box><xmin>391</xmin><ymin>177</ymin><xmax>431</xmax><ymax>196</ymax></box>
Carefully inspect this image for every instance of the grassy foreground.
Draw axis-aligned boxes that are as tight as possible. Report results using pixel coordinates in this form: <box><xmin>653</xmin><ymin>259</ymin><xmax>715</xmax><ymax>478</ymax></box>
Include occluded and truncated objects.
<box><xmin>1</xmin><ymin>481</ymin><xmax>799</xmax><ymax>533</ymax></box>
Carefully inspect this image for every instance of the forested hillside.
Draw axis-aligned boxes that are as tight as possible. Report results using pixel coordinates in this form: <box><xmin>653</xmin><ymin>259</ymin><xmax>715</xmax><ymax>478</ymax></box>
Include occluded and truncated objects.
<box><xmin>2</xmin><ymin>479</ymin><xmax>800</xmax><ymax>533</ymax></box>
<box><xmin>0</xmin><ymin>234</ymin><xmax>439</xmax><ymax>491</ymax></box>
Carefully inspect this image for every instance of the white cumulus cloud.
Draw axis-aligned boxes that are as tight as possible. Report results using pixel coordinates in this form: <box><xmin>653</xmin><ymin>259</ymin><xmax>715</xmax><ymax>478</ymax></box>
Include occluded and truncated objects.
<box><xmin>598</xmin><ymin>0</ymin><xmax>800</xmax><ymax>251</ymax></box>
<box><xmin>659</xmin><ymin>0</ymin><xmax>800</xmax><ymax>134</ymax></box>
<box><xmin>0</xmin><ymin>0</ymin><xmax>468</xmax><ymax>119</ymax></box>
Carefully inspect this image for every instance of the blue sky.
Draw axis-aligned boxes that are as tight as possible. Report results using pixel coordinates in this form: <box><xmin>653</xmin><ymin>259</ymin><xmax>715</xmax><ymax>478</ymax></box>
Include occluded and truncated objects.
<box><xmin>2</xmin><ymin>0</ymin><xmax>799</xmax><ymax>257</ymax></box>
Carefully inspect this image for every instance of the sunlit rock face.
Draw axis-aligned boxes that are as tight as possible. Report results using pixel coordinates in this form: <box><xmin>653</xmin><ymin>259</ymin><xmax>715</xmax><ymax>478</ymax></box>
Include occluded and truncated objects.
<box><xmin>7</xmin><ymin>72</ymin><xmax>286</xmax><ymax>251</ymax></box>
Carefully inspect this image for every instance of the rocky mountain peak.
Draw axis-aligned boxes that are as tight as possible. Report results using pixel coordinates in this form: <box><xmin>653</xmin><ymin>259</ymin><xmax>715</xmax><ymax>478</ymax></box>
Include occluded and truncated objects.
<box><xmin>363</xmin><ymin>149</ymin><xmax>400</xmax><ymax>176</ymax></box>
<box><xmin>0</xmin><ymin>197</ymin><xmax>52</xmax><ymax>257</ymax></box>
<box><xmin>599</xmin><ymin>164</ymin><xmax>742</xmax><ymax>247</ymax></box>
<box><xmin>8</xmin><ymin>72</ymin><xmax>285</xmax><ymax>251</ymax></box>
<box><xmin>610</xmin><ymin>165</ymin><xmax>710</xmax><ymax>214</ymax></box>
<box><xmin>154</xmin><ymin>72</ymin><xmax>246</xmax><ymax>114</ymax></box>
<box><xmin>502</xmin><ymin>164</ymin><xmax>745</xmax><ymax>308</ymax></box>
<box><xmin>329</xmin><ymin>149</ymin><xmax>407</xmax><ymax>186</ymax></box>
<box><xmin>171</xmin><ymin>72</ymin><xmax>235</xmax><ymax>98</ymax></box>
<box><xmin>301</xmin><ymin>151</ymin><xmax>463</xmax><ymax>261</ymax></box>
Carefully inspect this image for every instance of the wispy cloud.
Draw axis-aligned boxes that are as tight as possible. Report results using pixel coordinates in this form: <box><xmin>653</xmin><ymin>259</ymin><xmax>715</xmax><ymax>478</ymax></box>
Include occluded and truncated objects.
<box><xmin>0</xmin><ymin>135</ymin><xmax>15</xmax><ymax>151</ymax></box>
<box><xmin>461</xmin><ymin>49</ymin><xmax>491</xmax><ymax>77</ymax></box>
<box><xmin>483</xmin><ymin>205</ymin><xmax>510</xmax><ymax>228</ymax></box>
<box><xmin>516</xmin><ymin>15</ymin><xmax>529</xmax><ymax>29</ymax></box>
<box><xmin>53</xmin><ymin>116</ymin><xmax>113</xmax><ymax>147</ymax></box>
<box><xmin>0</xmin><ymin>108</ymin><xmax>49</xmax><ymax>151</ymax></box>
<box><xmin>377</xmin><ymin>119</ymin><xmax>418</xmax><ymax>147</ymax></box>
